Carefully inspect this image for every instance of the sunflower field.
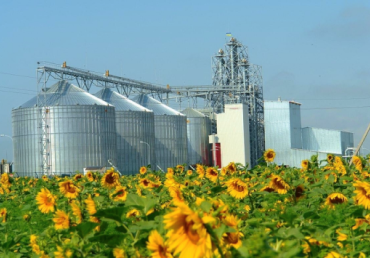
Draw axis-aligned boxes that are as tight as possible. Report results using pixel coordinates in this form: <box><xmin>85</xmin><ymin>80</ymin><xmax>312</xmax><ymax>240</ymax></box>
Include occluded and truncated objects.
<box><xmin>1</xmin><ymin>150</ymin><xmax>370</xmax><ymax>258</ymax></box>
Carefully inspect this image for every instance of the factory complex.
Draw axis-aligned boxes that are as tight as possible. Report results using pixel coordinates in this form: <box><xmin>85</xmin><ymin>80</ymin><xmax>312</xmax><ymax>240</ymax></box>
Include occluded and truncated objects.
<box><xmin>7</xmin><ymin>37</ymin><xmax>354</xmax><ymax>176</ymax></box>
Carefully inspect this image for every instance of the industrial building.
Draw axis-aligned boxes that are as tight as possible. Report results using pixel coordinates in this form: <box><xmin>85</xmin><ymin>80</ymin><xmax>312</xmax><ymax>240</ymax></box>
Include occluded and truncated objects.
<box><xmin>264</xmin><ymin>99</ymin><xmax>354</xmax><ymax>167</ymax></box>
<box><xmin>12</xmin><ymin>81</ymin><xmax>117</xmax><ymax>176</ymax></box>
<box><xmin>132</xmin><ymin>94</ymin><xmax>188</xmax><ymax>171</ymax></box>
<box><xmin>94</xmin><ymin>88</ymin><xmax>156</xmax><ymax>175</ymax></box>
<box><xmin>181</xmin><ymin>108</ymin><xmax>212</xmax><ymax>166</ymax></box>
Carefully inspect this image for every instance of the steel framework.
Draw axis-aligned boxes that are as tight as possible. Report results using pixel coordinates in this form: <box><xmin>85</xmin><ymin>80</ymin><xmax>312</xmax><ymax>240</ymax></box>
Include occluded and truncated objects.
<box><xmin>35</xmin><ymin>37</ymin><xmax>264</xmax><ymax>168</ymax></box>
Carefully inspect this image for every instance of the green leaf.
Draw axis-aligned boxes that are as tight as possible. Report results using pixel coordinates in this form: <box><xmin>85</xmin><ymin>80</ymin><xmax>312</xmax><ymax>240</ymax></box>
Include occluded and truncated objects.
<box><xmin>94</xmin><ymin>207</ymin><xmax>126</xmax><ymax>223</ymax></box>
<box><xmin>76</xmin><ymin>222</ymin><xmax>98</xmax><ymax>239</ymax></box>
<box><xmin>89</xmin><ymin>234</ymin><xmax>126</xmax><ymax>247</ymax></box>
<box><xmin>126</xmin><ymin>194</ymin><xmax>145</xmax><ymax>208</ymax></box>
<box><xmin>200</xmin><ymin>201</ymin><xmax>212</xmax><ymax>213</ymax></box>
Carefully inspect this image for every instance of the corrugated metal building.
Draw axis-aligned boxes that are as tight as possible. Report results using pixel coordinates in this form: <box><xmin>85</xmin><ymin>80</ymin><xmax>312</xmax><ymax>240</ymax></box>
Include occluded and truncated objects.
<box><xmin>94</xmin><ymin>88</ymin><xmax>156</xmax><ymax>175</ymax></box>
<box><xmin>264</xmin><ymin>100</ymin><xmax>354</xmax><ymax>167</ymax></box>
<box><xmin>131</xmin><ymin>94</ymin><xmax>188</xmax><ymax>171</ymax></box>
<box><xmin>181</xmin><ymin>108</ymin><xmax>211</xmax><ymax>166</ymax></box>
<box><xmin>12</xmin><ymin>80</ymin><xmax>117</xmax><ymax>176</ymax></box>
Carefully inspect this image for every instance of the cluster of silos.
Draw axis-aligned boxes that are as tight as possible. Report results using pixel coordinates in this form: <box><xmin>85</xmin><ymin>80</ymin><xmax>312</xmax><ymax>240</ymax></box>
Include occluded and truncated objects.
<box><xmin>131</xmin><ymin>94</ymin><xmax>188</xmax><ymax>171</ymax></box>
<box><xmin>12</xmin><ymin>80</ymin><xmax>214</xmax><ymax>175</ymax></box>
<box><xmin>94</xmin><ymin>88</ymin><xmax>156</xmax><ymax>175</ymax></box>
<box><xmin>12</xmin><ymin>80</ymin><xmax>117</xmax><ymax>176</ymax></box>
<box><xmin>181</xmin><ymin>108</ymin><xmax>212</xmax><ymax>166</ymax></box>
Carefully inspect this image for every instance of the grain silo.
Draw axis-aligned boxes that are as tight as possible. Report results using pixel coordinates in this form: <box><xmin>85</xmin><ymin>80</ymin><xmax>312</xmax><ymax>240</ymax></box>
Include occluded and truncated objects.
<box><xmin>94</xmin><ymin>88</ymin><xmax>156</xmax><ymax>175</ymax></box>
<box><xmin>131</xmin><ymin>94</ymin><xmax>187</xmax><ymax>171</ymax></box>
<box><xmin>12</xmin><ymin>80</ymin><xmax>116</xmax><ymax>176</ymax></box>
<box><xmin>181</xmin><ymin>108</ymin><xmax>212</xmax><ymax>166</ymax></box>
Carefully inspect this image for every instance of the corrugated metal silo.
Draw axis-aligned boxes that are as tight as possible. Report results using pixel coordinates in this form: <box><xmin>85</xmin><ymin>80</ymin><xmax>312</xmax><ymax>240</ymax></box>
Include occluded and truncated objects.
<box><xmin>131</xmin><ymin>94</ymin><xmax>187</xmax><ymax>171</ymax></box>
<box><xmin>94</xmin><ymin>88</ymin><xmax>156</xmax><ymax>175</ymax></box>
<box><xmin>12</xmin><ymin>80</ymin><xmax>117</xmax><ymax>176</ymax></box>
<box><xmin>181</xmin><ymin>108</ymin><xmax>211</xmax><ymax>166</ymax></box>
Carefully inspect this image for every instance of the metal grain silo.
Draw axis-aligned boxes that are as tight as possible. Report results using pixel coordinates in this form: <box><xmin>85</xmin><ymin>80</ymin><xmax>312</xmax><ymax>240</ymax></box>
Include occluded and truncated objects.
<box><xmin>181</xmin><ymin>108</ymin><xmax>211</xmax><ymax>166</ymax></box>
<box><xmin>131</xmin><ymin>94</ymin><xmax>187</xmax><ymax>171</ymax></box>
<box><xmin>94</xmin><ymin>88</ymin><xmax>155</xmax><ymax>175</ymax></box>
<box><xmin>12</xmin><ymin>80</ymin><xmax>116</xmax><ymax>176</ymax></box>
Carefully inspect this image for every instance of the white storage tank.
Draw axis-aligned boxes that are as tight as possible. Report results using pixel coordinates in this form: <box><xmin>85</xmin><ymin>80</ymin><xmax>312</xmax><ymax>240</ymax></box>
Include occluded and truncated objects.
<box><xmin>12</xmin><ymin>80</ymin><xmax>117</xmax><ymax>176</ymax></box>
<box><xmin>131</xmin><ymin>94</ymin><xmax>187</xmax><ymax>171</ymax></box>
<box><xmin>94</xmin><ymin>88</ymin><xmax>156</xmax><ymax>175</ymax></box>
<box><xmin>181</xmin><ymin>108</ymin><xmax>211</xmax><ymax>166</ymax></box>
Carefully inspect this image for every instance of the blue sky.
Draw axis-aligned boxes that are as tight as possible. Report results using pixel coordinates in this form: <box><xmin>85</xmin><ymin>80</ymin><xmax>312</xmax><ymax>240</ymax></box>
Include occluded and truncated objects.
<box><xmin>1</xmin><ymin>1</ymin><xmax>370</xmax><ymax>161</ymax></box>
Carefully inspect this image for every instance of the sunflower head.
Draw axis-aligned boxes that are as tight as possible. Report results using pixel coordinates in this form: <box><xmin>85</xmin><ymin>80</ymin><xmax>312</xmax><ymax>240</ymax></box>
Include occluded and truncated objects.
<box><xmin>126</xmin><ymin>209</ymin><xmax>141</xmax><ymax>218</ymax></box>
<box><xmin>327</xmin><ymin>154</ymin><xmax>334</xmax><ymax>164</ymax></box>
<box><xmin>206</xmin><ymin>167</ymin><xmax>218</xmax><ymax>183</ymax></box>
<box><xmin>226</xmin><ymin>162</ymin><xmax>237</xmax><ymax>174</ymax></box>
<box><xmin>269</xmin><ymin>175</ymin><xmax>290</xmax><ymax>194</ymax></box>
<box><xmin>352</xmin><ymin>156</ymin><xmax>363</xmax><ymax>172</ymax></box>
<box><xmin>146</xmin><ymin>230</ymin><xmax>171</xmax><ymax>258</ymax></box>
<box><xmin>139</xmin><ymin>166</ymin><xmax>147</xmax><ymax>175</ymax></box>
<box><xmin>196</xmin><ymin>164</ymin><xmax>205</xmax><ymax>178</ymax></box>
<box><xmin>225</xmin><ymin>178</ymin><xmax>249</xmax><ymax>199</ymax></box>
<box><xmin>325</xmin><ymin>193</ymin><xmax>348</xmax><ymax>208</ymax></box>
<box><xmin>73</xmin><ymin>174</ymin><xmax>83</xmax><ymax>181</ymax></box>
<box><xmin>101</xmin><ymin>170</ymin><xmax>120</xmax><ymax>189</ymax></box>
<box><xmin>263</xmin><ymin>149</ymin><xmax>276</xmax><ymax>163</ymax></box>
<box><xmin>59</xmin><ymin>180</ymin><xmax>80</xmax><ymax>199</ymax></box>
<box><xmin>85</xmin><ymin>171</ymin><xmax>94</xmax><ymax>182</ymax></box>
<box><xmin>36</xmin><ymin>188</ymin><xmax>56</xmax><ymax>214</ymax></box>
<box><xmin>52</xmin><ymin>210</ymin><xmax>70</xmax><ymax>230</ymax></box>
<box><xmin>163</xmin><ymin>203</ymin><xmax>212</xmax><ymax>257</ymax></box>
<box><xmin>294</xmin><ymin>185</ymin><xmax>305</xmax><ymax>200</ymax></box>
<box><xmin>301</xmin><ymin>160</ymin><xmax>309</xmax><ymax>171</ymax></box>
<box><xmin>353</xmin><ymin>181</ymin><xmax>370</xmax><ymax>209</ymax></box>
<box><xmin>176</xmin><ymin>165</ymin><xmax>185</xmax><ymax>173</ymax></box>
<box><xmin>111</xmin><ymin>186</ymin><xmax>128</xmax><ymax>202</ymax></box>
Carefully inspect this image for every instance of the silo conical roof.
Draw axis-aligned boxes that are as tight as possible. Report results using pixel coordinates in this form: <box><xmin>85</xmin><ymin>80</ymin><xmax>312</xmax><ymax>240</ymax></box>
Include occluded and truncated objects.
<box><xmin>131</xmin><ymin>94</ymin><xmax>184</xmax><ymax>116</ymax></box>
<box><xmin>19</xmin><ymin>80</ymin><xmax>110</xmax><ymax>108</ymax></box>
<box><xmin>181</xmin><ymin>108</ymin><xmax>206</xmax><ymax>118</ymax></box>
<box><xmin>94</xmin><ymin>88</ymin><xmax>151</xmax><ymax>112</ymax></box>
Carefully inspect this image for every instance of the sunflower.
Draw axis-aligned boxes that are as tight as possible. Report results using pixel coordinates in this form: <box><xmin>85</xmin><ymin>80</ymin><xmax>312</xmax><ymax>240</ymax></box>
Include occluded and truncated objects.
<box><xmin>187</xmin><ymin>170</ymin><xmax>193</xmax><ymax>176</ymax></box>
<box><xmin>352</xmin><ymin>214</ymin><xmax>370</xmax><ymax>230</ymax></box>
<box><xmin>126</xmin><ymin>209</ymin><xmax>141</xmax><ymax>218</ymax></box>
<box><xmin>269</xmin><ymin>175</ymin><xmax>290</xmax><ymax>194</ymax></box>
<box><xmin>85</xmin><ymin>171</ymin><xmax>94</xmax><ymax>182</ymax></box>
<box><xmin>84</xmin><ymin>195</ymin><xmax>97</xmax><ymax>215</ymax></box>
<box><xmin>168</xmin><ymin>186</ymin><xmax>184</xmax><ymax>204</ymax></box>
<box><xmin>164</xmin><ymin>203</ymin><xmax>212</xmax><ymax>258</ymax></box>
<box><xmin>301</xmin><ymin>160</ymin><xmax>309</xmax><ymax>170</ymax></box>
<box><xmin>225</xmin><ymin>178</ymin><xmax>249</xmax><ymax>199</ymax></box>
<box><xmin>176</xmin><ymin>165</ymin><xmax>185</xmax><ymax>173</ymax></box>
<box><xmin>36</xmin><ymin>188</ymin><xmax>56</xmax><ymax>214</ymax></box>
<box><xmin>260</xmin><ymin>185</ymin><xmax>275</xmax><ymax>193</ymax></box>
<box><xmin>324</xmin><ymin>251</ymin><xmax>343</xmax><ymax>258</ymax></box>
<box><xmin>327</xmin><ymin>154</ymin><xmax>334</xmax><ymax>164</ymax></box>
<box><xmin>0</xmin><ymin>208</ymin><xmax>6</xmax><ymax>223</ymax></box>
<box><xmin>206</xmin><ymin>167</ymin><xmax>218</xmax><ymax>183</ymax></box>
<box><xmin>334</xmin><ymin>157</ymin><xmax>347</xmax><ymax>176</ymax></box>
<box><xmin>54</xmin><ymin>246</ymin><xmax>73</xmax><ymax>258</ymax></box>
<box><xmin>73</xmin><ymin>174</ymin><xmax>83</xmax><ymax>181</ymax></box>
<box><xmin>52</xmin><ymin>210</ymin><xmax>70</xmax><ymax>230</ymax></box>
<box><xmin>336</xmin><ymin>228</ymin><xmax>347</xmax><ymax>241</ymax></box>
<box><xmin>325</xmin><ymin>193</ymin><xmax>348</xmax><ymax>208</ymax></box>
<box><xmin>101</xmin><ymin>170</ymin><xmax>120</xmax><ymax>189</ymax></box>
<box><xmin>59</xmin><ymin>180</ymin><xmax>80</xmax><ymax>199</ymax></box>
<box><xmin>140</xmin><ymin>166</ymin><xmax>147</xmax><ymax>175</ymax></box>
<box><xmin>111</xmin><ymin>186</ymin><xmax>128</xmax><ymax>202</ymax></box>
<box><xmin>167</xmin><ymin>168</ymin><xmax>174</xmax><ymax>178</ymax></box>
<box><xmin>294</xmin><ymin>185</ymin><xmax>305</xmax><ymax>200</ymax></box>
<box><xmin>140</xmin><ymin>178</ymin><xmax>152</xmax><ymax>189</ymax></box>
<box><xmin>70</xmin><ymin>201</ymin><xmax>82</xmax><ymax>224</ymax></box>
<box><xmin>147</xmin><ymin>230</ymin><xmax>172</xmax><ymax>258</ymax></box>
<box><xmin>42</xmin><ymin>175</ymin><xmax>48</xmax><ymax>181</ymax></box>
<box><xmin>353</xmin><ymin>181</ymin><xmax>370</xmax><ymax>209</ymax></box>
<box><xmin>263</xmin><ymin>149</ymin><xmax>276</xmax><ymax>162</ymax></box>
<box><xmin>196</xmin><ymin>164</ymin><xmax>205</xmax><ymax>178</ymax></box>
<box><xmin>113</xmin><ymin>248</ymin><xmax>125</xmax><ymax>258</ymax></box>
<box><xmin>226</xmin><ymin>162</ymin><xmax>237</xmax><ymax>174</ymax></box>
<box><xmin>352</xmin><ymin>156</ymin><xmax>363</xmax><ymax>172</ymax></box>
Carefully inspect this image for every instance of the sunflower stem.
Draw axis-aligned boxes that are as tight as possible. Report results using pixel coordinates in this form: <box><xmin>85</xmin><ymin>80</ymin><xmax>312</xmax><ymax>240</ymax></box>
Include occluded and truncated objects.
<box><xmin>249</xmin><ymin>194</ymin><xmax>255</xmax><ymax>212</ymax></box>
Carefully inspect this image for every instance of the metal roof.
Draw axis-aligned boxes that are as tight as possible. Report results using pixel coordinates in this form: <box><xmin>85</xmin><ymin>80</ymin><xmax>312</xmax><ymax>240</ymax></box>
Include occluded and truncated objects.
<box><xmin>131</xmin><ymin>94</ymin><xmax>184</xmax><ymax>116</ymax></box>
<box><xmin>181</xmin><ymin>108</ymin><xmax>206</xmax><ymax>118</ymax></box>
<box><xmin>19</xmin><ymin>80</ymin><xmax>110</xmax><ymax>108</ymax></box>
<box><xmin>94</xmin><ymin>88</ymin><xmax>151</xmax><ymax>112</ymax></box>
